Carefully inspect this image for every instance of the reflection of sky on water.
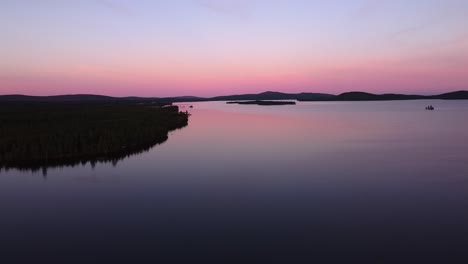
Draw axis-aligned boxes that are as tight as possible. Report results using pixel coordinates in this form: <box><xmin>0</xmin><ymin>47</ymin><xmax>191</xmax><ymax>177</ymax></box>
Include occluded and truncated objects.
<box><xmin>1</xmin><ymin>100</ymin><xmax>468</xmax><ymax>262</ymax></box>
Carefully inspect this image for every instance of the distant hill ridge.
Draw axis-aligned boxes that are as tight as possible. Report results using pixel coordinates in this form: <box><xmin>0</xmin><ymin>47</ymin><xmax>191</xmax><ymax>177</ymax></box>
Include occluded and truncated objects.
<box><xmin>211</xmin><ymin>91</ymin><xmax>335</xmax><ymax>101</ymax></box>
<box><xmin>0</xmin><ymin>94</ymin><xmax>131</xmax><ymax>102</ymax></box>
<box><xmin>1</xmin><ymin>90</ymin><xmax>467</xmax><ymax>102</ymax></box>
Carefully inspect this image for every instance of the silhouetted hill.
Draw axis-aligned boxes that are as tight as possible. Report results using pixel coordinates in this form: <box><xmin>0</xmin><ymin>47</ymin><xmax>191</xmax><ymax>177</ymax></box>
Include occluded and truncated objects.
<box><xmin>227</xmin><ymin>100</ymin><xmax>296</xmax><ymax>105</ymax></box>
<box><xmin>1</xmin><ymin>90</ymin><xmax>467</xmax><ymax>103</ymax></box>
<box><xmin>379</xmin><ymin>94</ymin><xmax>427</xmax><ymax>100</ymax></box>
<box><xmin>211</xmin><ymin>91</ymin><xmax>290</xmax><ymax>101</ymax></box>
<box><xmin>335</xmin><ymin>92</ymin><xmax>380</xmax><ymax>101</ymax></box>
<box><xmin>0</xmin><ymin>94</ymin><xmax>206</xmax><ymax>104</ymax></box>
<box><xmin>0</xmin><ymin>94</ymin><xmax>155</xmax><ymax>102</ymax></box>
<box><xmin>211</xmin><ymin>91</ymin><xmax>334</xmax><ymax>101</ymax></box>
<box><xmin>296</xmin><ymin>92</ymin><xmax>336</xmax><ymax>101</ymax></box>
<box><xmin>334</xmin><ymin>92</ymin><xmax>427</xmax><ymax>101</ymax></box>
<box><xmin>437</xmin><ymin>91</ymin><xmax>468</xmax><ymax>100</ymax></box>
<box><xmin>163</xmin><ymin>96</ymin><xmax>206</xmax><ymax>102</ymax></box>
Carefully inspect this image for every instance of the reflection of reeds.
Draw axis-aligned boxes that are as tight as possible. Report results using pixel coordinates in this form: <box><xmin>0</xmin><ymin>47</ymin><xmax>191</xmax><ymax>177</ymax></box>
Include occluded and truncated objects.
<box><xmin>0</xmin><ymin>103</ymin><xmax>189</xmax><ymax>173</ymax></box>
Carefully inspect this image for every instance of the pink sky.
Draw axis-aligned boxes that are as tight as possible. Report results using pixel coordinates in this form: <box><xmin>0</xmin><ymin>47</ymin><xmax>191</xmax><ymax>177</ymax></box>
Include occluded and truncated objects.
<box><xmin>1</xmin><ymin>1</ymin><xmax>467</xmax><ymax>96</ymax></box>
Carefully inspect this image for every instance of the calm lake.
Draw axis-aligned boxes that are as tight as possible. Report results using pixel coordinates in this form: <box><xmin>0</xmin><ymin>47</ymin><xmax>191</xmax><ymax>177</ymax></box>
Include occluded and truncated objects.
<box><xmin>1</xmin><ymin>100</ymin><xmax>468</xmax><ymax>263</ymax></box>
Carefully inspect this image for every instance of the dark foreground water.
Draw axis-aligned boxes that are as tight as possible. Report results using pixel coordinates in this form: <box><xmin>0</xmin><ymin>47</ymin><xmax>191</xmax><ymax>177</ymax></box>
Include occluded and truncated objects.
<box><xmin>1</xmin><ymin>100</ymin><xmax>468</xmax><ymax>263</ymax></box>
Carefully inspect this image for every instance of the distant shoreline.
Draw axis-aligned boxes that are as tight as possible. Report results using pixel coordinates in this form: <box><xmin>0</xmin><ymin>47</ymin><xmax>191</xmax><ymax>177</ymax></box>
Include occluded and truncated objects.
<box><xmin>227</xmin><ymin>100</ymin><xmax>296</xmax><ymax>106</ymax></box>
<box><xmin>0</xmin><ymin>90</ymin><xmax>467</xmax><ymax>103</ymax></box>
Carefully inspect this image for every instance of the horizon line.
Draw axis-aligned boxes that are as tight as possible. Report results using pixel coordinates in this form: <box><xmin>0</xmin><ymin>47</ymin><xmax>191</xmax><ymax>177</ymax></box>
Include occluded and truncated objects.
<box><xmin>1</xmin><ymin>89</ymin><xmax>467</xmax><ymax>99</ymax></box>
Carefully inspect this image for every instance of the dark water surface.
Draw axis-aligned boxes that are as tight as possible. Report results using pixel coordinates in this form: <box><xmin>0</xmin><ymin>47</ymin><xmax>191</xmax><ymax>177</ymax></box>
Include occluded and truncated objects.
<box><xmin>1</xmin><ymin>100</ymin><xmax>468</xmax><ymax>263</ymax></box>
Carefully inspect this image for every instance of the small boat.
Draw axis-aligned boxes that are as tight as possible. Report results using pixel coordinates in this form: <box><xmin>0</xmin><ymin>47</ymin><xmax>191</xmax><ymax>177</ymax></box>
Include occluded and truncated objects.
<box><xmin>189</xmin><ymin>105</ymin><xmax>193</xmax><ymax>108</ymax></box>
<box><xmin>425</xmin><ymin>105</ymin><xmax>434</xmax><ymax>110</ymax></box>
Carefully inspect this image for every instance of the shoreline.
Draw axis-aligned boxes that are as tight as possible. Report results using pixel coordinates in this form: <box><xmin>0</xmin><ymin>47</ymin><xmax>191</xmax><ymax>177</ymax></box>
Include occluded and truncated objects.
<box><xmin>0</xmin><ymin>103</ymin><xmax>189</xmax><ymax>172</ymax></box>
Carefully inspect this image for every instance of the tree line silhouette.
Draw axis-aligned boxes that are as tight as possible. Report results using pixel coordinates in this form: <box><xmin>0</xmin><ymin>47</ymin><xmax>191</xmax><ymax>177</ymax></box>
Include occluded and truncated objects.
<box><xmin>0</xmin><ymin>102</ymin><xmax>189</xmax><ymax>170</ymax></box>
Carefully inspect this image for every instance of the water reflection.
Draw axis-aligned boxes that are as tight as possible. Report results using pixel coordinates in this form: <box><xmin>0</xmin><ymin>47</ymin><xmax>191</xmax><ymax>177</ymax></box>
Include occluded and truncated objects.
<box><xmin>0</xmin><ymin>125</ymin><xmax>187</xmax><ymax>177</ymax></box>
<box><xmin>1</xmin><ymin>100</ymin><xmax>468</xmax><ymax>262</ymax></box>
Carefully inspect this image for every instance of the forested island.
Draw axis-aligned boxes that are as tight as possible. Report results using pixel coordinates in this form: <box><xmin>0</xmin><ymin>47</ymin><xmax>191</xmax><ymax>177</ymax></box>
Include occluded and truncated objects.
<box><xmin>227</xmin><ymin>100</ymin><xmax>296</xmax><ymax>105</ymax></box>
<box><xmin>0</xmin><ymin>102</ymin><xmax>189</xmax><ymax>171</ymax></box>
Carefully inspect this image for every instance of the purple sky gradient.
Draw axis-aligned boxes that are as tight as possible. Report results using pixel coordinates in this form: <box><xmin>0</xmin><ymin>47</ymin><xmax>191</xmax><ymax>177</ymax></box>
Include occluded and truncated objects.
<box><xmin>1</xmin><ymin>0</ymin><xmax>467</xmax><ymax>96</ymax></box>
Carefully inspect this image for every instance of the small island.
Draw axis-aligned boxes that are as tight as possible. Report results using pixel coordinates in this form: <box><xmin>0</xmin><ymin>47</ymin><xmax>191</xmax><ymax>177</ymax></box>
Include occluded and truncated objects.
<box><xmin>227</xmin><ymin>100</ymin><xmax>296</xmax><ymax>106</ymax></box>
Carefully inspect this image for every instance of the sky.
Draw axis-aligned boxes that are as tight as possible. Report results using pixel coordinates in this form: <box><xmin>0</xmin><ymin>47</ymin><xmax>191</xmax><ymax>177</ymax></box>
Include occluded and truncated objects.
<box><xmin>1</xmin><ymin>0</ymin><xmax>468</xmax><ymax>97</ymax></box>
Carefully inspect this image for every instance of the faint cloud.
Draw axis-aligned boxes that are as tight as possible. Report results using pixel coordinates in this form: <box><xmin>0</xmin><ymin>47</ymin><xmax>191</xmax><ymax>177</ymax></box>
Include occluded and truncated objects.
<box><xmin>389</xmin><ymin>23</ymin><xmax>434</xmax><ymax>40</ymax></box>
<box><xmin>94</xmin><ymin>0</ymin><xmax>133</xmax><ymax>17</ymax></box>
<box><xmin>196</xmin><ymin>0</ymin><xmax>251</xmax><ymax>19</ymax></box>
